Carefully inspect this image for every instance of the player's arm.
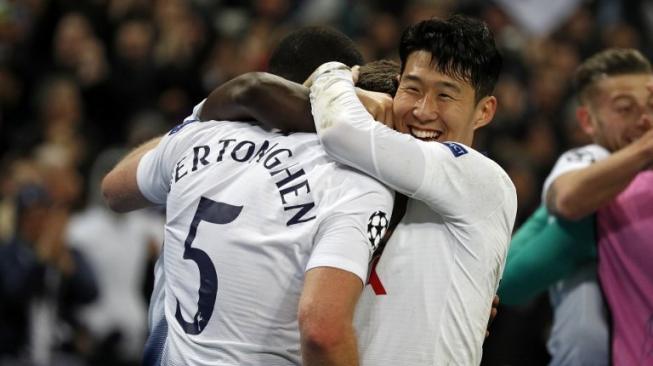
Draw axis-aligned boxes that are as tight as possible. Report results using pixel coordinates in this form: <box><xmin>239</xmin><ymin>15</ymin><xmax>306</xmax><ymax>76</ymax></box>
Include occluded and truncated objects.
<box><xmin>199</xmin><ymin>72</ymin><xmax>315</xmax><ymax>132</ymax></box>
<box><xmin>299</xmin><ymin>267</ymin><xmax>361</xmax><ymax>366</ymax></box>
<box><xmin>547</xmin><ymin>129</ymin><xmax>653</xmax><ymax>220</ymax></box>
<box><xmin>102</xmin><ymin>137</ymin><xmax>162</xmax><ymax>212</ymax></box>
<box><xmin>197</xmin><ymin>62</ymin><xmax>398</xmax><ymax>131</ymax></box>
<box><xmin>299</xmin><ymin>172</ymin><xmax>394</xmax><ymax>366</ymax></box>
<box><xmin>498</xmin><ymin>205</ymin><xmax>597</xmax><ymax>305</ymax></box>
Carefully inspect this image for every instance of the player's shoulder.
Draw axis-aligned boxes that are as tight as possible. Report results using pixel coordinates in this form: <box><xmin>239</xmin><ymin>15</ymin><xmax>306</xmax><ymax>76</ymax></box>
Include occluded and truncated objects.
<box><xmin>310</xmin><ymin>162</ymin><xmax>393</xmax><ymax>203</ymax></box>
<box><xmin>310</xmin><ymin>163</ymin><xmax>394</xmax><ymax>234</ymax></box>
<box><xmin>459</xmin><ymin>144</ymin><xmax>516</xmax><ymax>195</ymax></box>
<box><xmin>545</xmin><ymin>144</ymin><xmax>609</xmax><ymax>182</ymax></box>
<box><xmin>542</xmin><ymin>144</ymin><xmax>609</xmax><ymax>201</ymax></box>
<box><xmin>162</xmin><ymin>120</ymin><xmax>281</xmax><ymax>155</ymax></box>
<box><xmin>167</xmin><ymin>119</ymin><xmax>254</xmax><ymax>139</ymax></box>
<box><xmin>331</xmin><ymin>162</ymin><xmax>390</xmax><ymax>189</ymax></box>
<box><xmin>425</xmin><ymin>141</ymin><xmax>517</xmax><ymax>204</ymax></box>
<box><xmin>438</xmin><ymin>141</ymin><xmax>504</xmax><ymax>173</ymax></box>
<box><xmin>556</xmin><ymin>144</ymin><xmax>610</xmax><ymax>165</ymax></box>
<box><xmin>163</xmin><ymin>119</ymin><xmax>217</xmax><ymax>148</ymax></box>
<box><xmin>464</xmin><ymin>146</ymin><xmax>518</xmax><ymax>216</ymax></box>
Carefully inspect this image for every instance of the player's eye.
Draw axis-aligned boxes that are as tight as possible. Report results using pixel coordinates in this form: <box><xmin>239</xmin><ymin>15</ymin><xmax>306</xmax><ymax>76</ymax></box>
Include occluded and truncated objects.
<box><xmin>615</xmin><ymin>104</ymin><xmax>635</xmax><ymax>115</ymax></box>
<box><xmin>438</xmin><ymin>93</ymin><xmax>453</xmax><ymax>100</ymax></box>
<box><xmin>401</xmin><ymin>84</ymin><xmax>420</xmax><ymax>94</ymax></box>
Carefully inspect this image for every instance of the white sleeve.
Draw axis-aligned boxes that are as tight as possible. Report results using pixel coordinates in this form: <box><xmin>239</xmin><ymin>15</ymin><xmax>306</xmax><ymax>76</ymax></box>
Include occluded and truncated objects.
<box><xmin>541</xmin><ymin>144</ymin><xmax>610</xmax><ymax>201</ymax></box>
<box><xmin>136</xmin><ymin>141</ymin><xmax>173</xmax><ymax>205</ymax></box>
<box><xmin>309</xmin><ymin>62</ymin><xmax>513</xmax><ymax>221</ymax></box>
<box><xmin>306</xmin><ymin>175</ymin><xmax>394</xmax><ymax>284</ymax></box>
<box><xmin>136</xmin><ymin>108</ymin><xmax>207</xmax><ymax>204</ymax></box>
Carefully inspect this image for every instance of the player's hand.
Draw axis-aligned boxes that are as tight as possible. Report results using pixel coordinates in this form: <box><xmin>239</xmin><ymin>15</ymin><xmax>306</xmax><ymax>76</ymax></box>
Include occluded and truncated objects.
<box><xmin>486</xmin><ymin>295</ymin><xmax>499</xmax><ymax>338</ymax></box>
<box><xmin>303</xmin><ymin>62</ymin><xmax>351</xmax><ymax>88</ymax></box>
<box><xmin>355</xmin><ymin>88</ymin><xmax>394</xmax><ymax>129</ymax></box>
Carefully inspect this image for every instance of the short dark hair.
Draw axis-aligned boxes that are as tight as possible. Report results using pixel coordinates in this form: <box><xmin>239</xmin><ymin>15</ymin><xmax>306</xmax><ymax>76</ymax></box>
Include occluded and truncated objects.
<box><xmin>574</xmin><ymin>48</ymin><xmax>652</xmax><ymax>104</ymax></box>
<box><xmin>398</xmin><ymin>15</ymin><xmax>502</xmax><ymax>102</ymax></box>
<box><xmin>268</xmin><ymin>26</ymin><xmax>364</xmax><ymax>83</ymax></box>
<box><xmin>356</xmin><ymin>60</ymin><xmax>400</xmax><ymax>96</ymax></box>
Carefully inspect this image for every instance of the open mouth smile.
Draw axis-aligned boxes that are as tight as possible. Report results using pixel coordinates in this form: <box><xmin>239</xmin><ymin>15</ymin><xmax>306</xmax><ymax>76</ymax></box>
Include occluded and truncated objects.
<box><xmin>409</xmin><ymin>126</ymin><xmax>442</xmax><ymax>141</ymax></box>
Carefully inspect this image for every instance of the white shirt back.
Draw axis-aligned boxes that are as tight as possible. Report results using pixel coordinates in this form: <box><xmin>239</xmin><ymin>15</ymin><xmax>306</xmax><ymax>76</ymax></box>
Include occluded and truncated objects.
<box><xmin>137</xmin><ymin>113</ymin><xmax>394</xmax><ymax>365</ymax></box>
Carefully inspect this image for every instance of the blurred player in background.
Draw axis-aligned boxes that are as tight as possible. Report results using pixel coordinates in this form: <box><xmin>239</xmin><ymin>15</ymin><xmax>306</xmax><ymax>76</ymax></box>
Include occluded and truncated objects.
<box><xmin>102</xmin><ymin>26</ymin><xmax>395</xmax><ymax>366</ymax></box>
<box><xmin>499</xmin><ymin>205</ymin><xmax>607</xmax><ymax>366</ymax></box>
<box><xmin>200</xmin><ymin>15</ymin><xmax>517</xmax><ymax>365</ymax></box>
<box><xmin>585</xmin><ymin>53</ymin><xmax>653</xmax><ymax>366</ymax></box>
<box><xmin>499</xmin><ymin>48</ymin><xmax>653</xmax><ymax>365</ymax></box>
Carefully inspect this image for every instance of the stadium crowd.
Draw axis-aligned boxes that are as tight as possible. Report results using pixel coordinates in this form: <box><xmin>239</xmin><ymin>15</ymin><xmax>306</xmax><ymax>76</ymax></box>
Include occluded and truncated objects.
<box><xmin>1</xmin><ymin>0</ymin><xmax>652</xmax><ymax>365</ymax></box>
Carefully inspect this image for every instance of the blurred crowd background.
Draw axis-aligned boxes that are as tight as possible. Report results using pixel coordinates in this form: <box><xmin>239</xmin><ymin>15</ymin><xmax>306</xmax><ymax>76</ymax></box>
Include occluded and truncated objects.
<box><xmin>1</xmin><ymin>0</ymin><xmax>652</xmax><ymax>365</ymax></box>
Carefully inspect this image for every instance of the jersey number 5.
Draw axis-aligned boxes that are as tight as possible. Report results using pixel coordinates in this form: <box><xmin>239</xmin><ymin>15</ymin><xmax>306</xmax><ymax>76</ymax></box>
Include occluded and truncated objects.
<box><xmin>175</xmin><ymin>196</ymin><xmax>243</xmax><ymax>335</ymax></box>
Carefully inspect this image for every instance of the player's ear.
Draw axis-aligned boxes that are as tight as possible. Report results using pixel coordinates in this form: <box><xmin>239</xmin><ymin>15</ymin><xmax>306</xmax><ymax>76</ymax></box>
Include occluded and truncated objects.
<box><xmin>576</xmin><ymin>105</ymin><xmax>594</xmax><ymax>136</ymax></box>
<box><xmin>472</xmin><ymin>95</ymin><xmax>497</xmax><ymax>130</ymax></box>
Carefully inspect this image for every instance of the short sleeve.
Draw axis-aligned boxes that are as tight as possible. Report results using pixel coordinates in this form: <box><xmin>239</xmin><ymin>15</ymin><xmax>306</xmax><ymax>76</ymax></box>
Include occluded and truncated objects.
<box><xmin>137</xmin><ymin>148</ymin><xmax>168</xmax><ymax>205</ymax></box>
<box><xmin>306</xmin><ymin>172</ymin><xmax>394</xmax><ymax>283</ymax></box>
<box><xmin>542</xmin><ymin>144</ymin><xmax>610</xmax><ymax>201</ymax></box>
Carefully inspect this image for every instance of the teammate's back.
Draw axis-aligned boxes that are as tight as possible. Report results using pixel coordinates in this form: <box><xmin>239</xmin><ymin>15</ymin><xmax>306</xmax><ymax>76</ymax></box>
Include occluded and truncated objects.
<box><xmin>138</xmin><ymin>117</ymin><xmax>393</xmax><ymax>365</ymax></box>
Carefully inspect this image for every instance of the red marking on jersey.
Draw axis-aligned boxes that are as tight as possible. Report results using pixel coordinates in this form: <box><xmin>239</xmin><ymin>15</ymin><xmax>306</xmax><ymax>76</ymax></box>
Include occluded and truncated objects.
<box><xmin>368</xmin><ymin>256</ymin><xmax>387</xmax><ymax>295</ymax></box>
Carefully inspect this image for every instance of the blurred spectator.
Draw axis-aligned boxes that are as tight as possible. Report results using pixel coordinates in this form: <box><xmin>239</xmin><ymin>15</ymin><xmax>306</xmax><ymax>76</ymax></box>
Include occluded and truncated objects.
<box><xmin>52</xmin><ymin>13</ymin><xmax>95</xmax><ymax>75</ymax></box>
<box><xmin>35</xmin><ymin>76</ymin><xmax>87</xmax><ymax>166</ymax></box>
<box><xmin>110</xmin><ymin>17</ymin><xmax>158</xmax><ymax>127</ymax></box>
<box><xmin>0</xmin><ymin>181</ymin><xmax>97</xmax><ymax>365</ymax></box>
<box><xmin>601</xmin><ymin>21</ymin><xmax>640</xmax><ymax>50</ymax></box>
<box><xmin>153</xmin><ymin>0</ymin><xmax>206</xmax><ymax>69</ymax></box>
<box><xmin>0</xmin><ymin>157</ymin><xmax>42</xmax><ymax>242</ymax></box>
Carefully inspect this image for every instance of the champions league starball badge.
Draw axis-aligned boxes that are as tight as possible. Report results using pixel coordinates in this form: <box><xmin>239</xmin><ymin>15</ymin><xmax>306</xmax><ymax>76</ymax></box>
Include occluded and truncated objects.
<box><xmin>367</xmin><ymin>211</ymin><xmax>389</xmax><ymax>251</ymax></box>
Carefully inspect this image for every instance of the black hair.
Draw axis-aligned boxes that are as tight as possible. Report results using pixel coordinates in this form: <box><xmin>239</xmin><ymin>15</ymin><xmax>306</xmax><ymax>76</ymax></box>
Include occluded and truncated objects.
<box><xmin>268</xmin><ymin>26</ymin><xmax>364</xmax><ymax>83</ymax></box>
<box><xmin>574</xmin><ymin>48</ymin><xmax>652</xmax><ymax>104</ymax></box>
<box><xmin>398</xmin><ymin>15</ymin><xmax>502</xmax><ymax>102</ymax></box>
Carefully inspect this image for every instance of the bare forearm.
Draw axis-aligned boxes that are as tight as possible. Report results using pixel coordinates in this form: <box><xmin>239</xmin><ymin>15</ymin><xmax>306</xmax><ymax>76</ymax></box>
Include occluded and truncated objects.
<box><xmin>547</xmin><ymin>141</ymin><xmax>652</xmax><ymax>219</ymax></box>
<box><xmin>302</xmin><ymin>328</ymin><xmax>359</xmax><ymax>366</ymax></box>
<box><xmin>299</xmin><ymin>267</ymin><xmax>362</xmax><ymax>366</ymax></box>
<box><xmin>102</xmin><ymin>137</ymin><xmax>161</xmax><ymax>212</ymax></box>
<box><xmin>200</xmin><ymin>72</ymin><xmax>315</xmax><ymax>132</ymax></box>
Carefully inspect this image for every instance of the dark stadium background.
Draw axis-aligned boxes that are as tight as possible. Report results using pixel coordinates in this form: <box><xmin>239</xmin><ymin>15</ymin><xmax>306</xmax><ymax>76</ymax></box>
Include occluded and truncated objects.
<box><xmin>1</xmin><ymin>0</ymin><xmax>651</xmax><ymax>364</ymax></box>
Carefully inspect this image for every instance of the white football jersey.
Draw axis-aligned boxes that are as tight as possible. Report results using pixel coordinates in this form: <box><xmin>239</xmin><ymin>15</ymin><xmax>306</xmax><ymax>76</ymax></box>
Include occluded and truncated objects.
<box><xmin>542</xmin><ymin>144</ymin><xmax>610</xmax><ymax>200</ymax></box>
<box><xmin>137</xmin><ymin>104</ymin><xmax>394</xmax><ymax>365</ymax></box>
<box><xmin>310</xmin><ymin>63</ymin><xmax>518</xmax><ymax>365</ymax></box>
